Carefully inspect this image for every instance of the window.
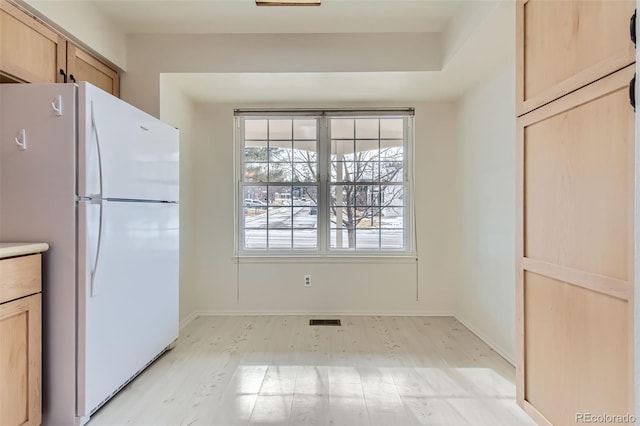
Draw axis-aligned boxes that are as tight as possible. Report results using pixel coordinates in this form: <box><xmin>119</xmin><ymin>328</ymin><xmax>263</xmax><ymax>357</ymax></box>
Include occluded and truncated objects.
<box><xmin>236</xmin><ymin>109</ymin><xmax>414</xmax><ymax>255</ymax></box>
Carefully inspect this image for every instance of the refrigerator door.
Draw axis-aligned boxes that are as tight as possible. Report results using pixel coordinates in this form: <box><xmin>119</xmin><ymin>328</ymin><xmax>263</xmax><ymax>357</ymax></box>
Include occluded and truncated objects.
<box><xmin>77</xmin><ymin>199</ymin><xmax>179</xmax><ymax>418</ymax></box>
<box><xmin>77</xmin><ymin>82</ymin><xmax>179</xmax><ymax>202</ymax></box>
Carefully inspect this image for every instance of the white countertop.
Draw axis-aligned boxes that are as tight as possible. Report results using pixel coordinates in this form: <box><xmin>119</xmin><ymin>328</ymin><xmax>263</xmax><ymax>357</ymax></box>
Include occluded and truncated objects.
<box><xmin>0</xmin><ymin>242</ymin><xmax>49</xmax><ymax>259</ymax></box>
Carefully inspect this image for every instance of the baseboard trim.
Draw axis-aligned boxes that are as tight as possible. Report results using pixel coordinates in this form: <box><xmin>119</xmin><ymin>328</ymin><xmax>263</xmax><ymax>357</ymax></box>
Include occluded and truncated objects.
<box><xmin>189</xmin><ymin>310</ymin><xmax>456</xmax><ymax>317</ymax></box>
<box><xmin>453</xmin><ymin>313</ymin><xmax>515</xmax><ymax>366</ymax></box>
<box><xmin>179</xmin><ymin>311</ymin><xmax>199</xmax><ymax>331</ymax></box>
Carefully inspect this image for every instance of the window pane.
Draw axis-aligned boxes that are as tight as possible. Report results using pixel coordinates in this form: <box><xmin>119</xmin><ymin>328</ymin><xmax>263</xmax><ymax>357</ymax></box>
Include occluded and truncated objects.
<box><xmin>245</xmin><ymin>119</ymin><xmax>267</xmax><ymax>140</ymax></box>
<box><xmin>269</xmin><ymin>119</ymin><xmax>292</xmax><ymax>140</ymax></box>
<box><xmin>382</xmin><ymin>207</ymin><xmax>403</xmax><ymax>225</ymax></box>
<box><xmin>331</xmin><ymin>139</ymin><xmax>355</xmax><ymax>161</ymax></box>
<box><xmin>244</xmin><ymin>229</ymin><xmax>267</xmax><ymax>249</ymax></box>
<box><xmin>243</xmin><ymin>186</ymin><xmax>268</xmax><ymax>208</ymax></box>
<box><xmin>330</xmin><ymin>161</ymin><xmax>355</xmax><ymax>182</ymax></box>
<box><xmin>269</xmin><ymin>163</ymin><xmax>292</xmax><ymax>182</ymax></box>
<box><xmin>356</xmin><ymin>140</ymin><xmax>379</xmax><ymax>161</ymax></box>
<box><xmin>244</xmin><ymin>163</ymin><xmax>268</xmax><ymax>182</ymax></box>
<box><xmin>293</xmin><ymin>229</ymin><xmax>317</xmax><ymax>249</ymax></box>
<box><xmin>268</xmin><ymin>205</ymin><xmax>292</xmax><ymax>228</ymax></box>
<box><xmin>355</xmin><ymin>118</ymin><xmax>379</xmax><ymax>139</ymax></box>
<box><xmin>380</xmin><ymin>143</ymin><xmax>403</xmax><ymax>159</ymax></box>
<box><xmin>354</xmin><ymin>185</ymin><xmax>379</xmax><ymax>207</ymax></box>
<box><xmin>299</xmin><ymin>186</ymin><xmax>318</xmax><ymax>206</ymax></box>
<box><xmin>293</xmin><ymin>163</ymin><xmax>316</xmax><ymax>182</ymax></box>
<box><xmin>381</xmin><ymin>229</ymin><xmax>404</xmax><ymax>249</ymax></box>
<box><xmin>293</xmin><ymin>140</ymin><xmax>317</xmax><ymax>162</ymax></box>
<box><xmin>269</xmin><ymin>185</ymin><xmax>293</xmax><ymax>206</ymax></box>
<box><xmin>356</xmin><ymin>229</ymin><xmax>379</xmax><ymax>249</ymax></box>
<box><xmin>355</xmin><ymin>162</ymin><xmax>379</xmax><ymax>182</ymax></box>
<box><xmin>380</xmin><ymin>118</ymin><xmax>403</xmax><ymax>139</ymax></box>
<box><xmin>293</xmin><ymin>119</ymin><xmax>317</xmax><ymax>140</ymax></box>
<box><xmin>268</xmin><ymin>229</ymin><xmax>292</xmax><ymax>249</ymax></box>
<box><xmin>330</xmin><ymin>185</ymin><xmax>355</xmax><ymax>207</ymax></box>
<box><xmin>269</xmin><ymin>145</ymin><xmax>293</xmax><ymax>162</ymax></box>
<box><xmin>245</xmin><ymin>141</ymin><xmax>268</xmax><ymax>162</ymax></box>
<box><xmin>330</xmin><ymin>227</ymin><xmax>355</xmax><ymax>249</ymax></box>
<box><xmin>380</xmin><ymin>164</ymin><xmax>403</xmax><ymax>183</ymax></box>
<box><xmin>383</xmin><ymin>186</ymin><xmax>404</xmax><ymax>206</ymax></box>
<box><xmin>381</xmin><ymin>204</ymin><xmax>404</xmax><ymax>249</ymax></box>
<box><xmin>293</xmin><ymin>208</ymin><xmax>317</xmax><ymax>228</ymax></box>
<box><xmin>331</xmin><ymin>118</ymin><xmax>354</xmax><ymax>139</ymax></box>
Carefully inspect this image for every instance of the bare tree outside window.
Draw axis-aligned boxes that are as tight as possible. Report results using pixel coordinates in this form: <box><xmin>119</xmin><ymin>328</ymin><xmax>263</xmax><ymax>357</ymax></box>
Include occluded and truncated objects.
<box><xmin>329</xmin><ymin>117</ymin><xmax>405</xmax><ymax>250</ymax></box>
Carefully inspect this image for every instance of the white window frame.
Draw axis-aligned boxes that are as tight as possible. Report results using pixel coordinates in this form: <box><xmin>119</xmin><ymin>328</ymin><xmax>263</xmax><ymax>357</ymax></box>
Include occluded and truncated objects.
<box><xmin>234</xmin><ymin>109</ymin><xmax>415</xmax><ymax>257</ymax></box>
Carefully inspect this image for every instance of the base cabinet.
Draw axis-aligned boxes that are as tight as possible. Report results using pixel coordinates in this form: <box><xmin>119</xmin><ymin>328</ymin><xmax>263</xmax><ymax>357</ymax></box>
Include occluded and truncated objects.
<box><xmin>0</xmin><ymin>294</ymin><xmax>41</xmax><ymax>426</ymax></box>
<box><xmin>0</xmin><ymin>253</ymin><xmax>43</xmax><ymax>426</ymax></box>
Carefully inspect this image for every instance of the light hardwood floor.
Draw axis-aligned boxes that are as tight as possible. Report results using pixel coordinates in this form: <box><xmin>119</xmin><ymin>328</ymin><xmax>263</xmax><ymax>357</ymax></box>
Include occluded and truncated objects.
<box><xmin>88</xmin><ymin>316</ymin><xmax>534</xmax><ymax>426</ymax></box>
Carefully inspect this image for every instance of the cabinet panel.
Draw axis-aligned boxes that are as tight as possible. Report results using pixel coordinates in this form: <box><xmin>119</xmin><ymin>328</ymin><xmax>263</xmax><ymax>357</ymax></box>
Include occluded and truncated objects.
<box><xmin>523</xmin><ymin>66</ymin><xmax>634</xmax><ymax>281</ymax></box>
<box><xmin>0</xmin><ymin>293</ymin><xmax>41</xmax><ymax>426</ymax></box>
<box><xmin>524</xmin><ymin>272</ymin><xmax>629</xmax><ymax>426</ymax></box>
<box><xmin>517</xmin><ymin>65</ymin><xmax>636</xmax><ymax>425</ymax></box>
<box><xmin>517</xmin><ymin>0</ymin><xmax>635</xmax><ymax>115</ymax></box>
<box><xmin>0</xmin><ymin>254</ymin><xmax>41</xmax><ymax>304</ymax></box>
<box><xmin>67</xmin><ymin>43</ymin><xmax>119</xmax><ymax>97</ymax></box>
<box><xmin>0</xmin><ymin>0</ymin><xmax>65</xmax><ymax>83</ymax></box>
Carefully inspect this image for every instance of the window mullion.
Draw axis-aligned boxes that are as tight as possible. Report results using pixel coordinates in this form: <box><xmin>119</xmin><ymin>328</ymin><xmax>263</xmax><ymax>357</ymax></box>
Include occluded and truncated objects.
<box><xmin>318</xmin><ymin>116</ymin><xmax>329</xmax><ymax>253</ymax></box>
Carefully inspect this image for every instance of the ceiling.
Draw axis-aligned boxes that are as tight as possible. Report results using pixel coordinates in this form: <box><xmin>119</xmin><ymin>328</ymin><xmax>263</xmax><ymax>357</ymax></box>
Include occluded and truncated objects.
<box><xmin>92</xmin><ymin>0</ymin><xmax>463</xmax><ymax>34</ymax></box>
<box><xmin>159</xmin><ymin>1</ymin><xmax>514</xmax><ymax>104</ymax></box>
<box><xmin>25</xmin><ymin>0</ymin><xmax>514</xmax><ymax>104</ymax></box>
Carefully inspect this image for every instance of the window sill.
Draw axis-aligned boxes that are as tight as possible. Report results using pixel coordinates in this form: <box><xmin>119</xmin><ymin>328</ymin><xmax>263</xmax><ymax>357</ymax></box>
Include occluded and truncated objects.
<box><xmin>233</xmin><ymin>254</ymin><xmax>417</xmax><ymax>264</ymax></box>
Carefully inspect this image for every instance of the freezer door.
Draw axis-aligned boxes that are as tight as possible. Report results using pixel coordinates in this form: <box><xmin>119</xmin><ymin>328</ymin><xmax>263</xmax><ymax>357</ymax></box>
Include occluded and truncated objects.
<box><xmin>77</xmin><ymin>200</ymin><xmax>179</xmax><ymax>417</ymax></box>
<box><xmin>77</xmin><ymin>82</ymin><xmax>179</xmax><ymax>202</ymax></box>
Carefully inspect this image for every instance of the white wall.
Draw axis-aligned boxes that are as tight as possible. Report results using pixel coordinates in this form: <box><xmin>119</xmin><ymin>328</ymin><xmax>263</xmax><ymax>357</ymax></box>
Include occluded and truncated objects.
<box><xmin>159</xmin><ymin>80</ymin><xmax>196</xmax><ymax>323</ymax></box>
<box><xmin>22</xmin><ymin>0</ymin><xmax>127</xmax><ymax>70</ymax></box>
<box><xmin>456</xmin><ymin>64</ymin><xmax>516</xmax><ymax>363</ymax></box>
<box><xmin>187</xmin><ymin>101</ymin><xmax>459</xmax><ymax>315</ymax></box>
<box><xmin>122</xmin><ymin>33</ymin><xmax>442</xmax><ymax>117</ymax></box>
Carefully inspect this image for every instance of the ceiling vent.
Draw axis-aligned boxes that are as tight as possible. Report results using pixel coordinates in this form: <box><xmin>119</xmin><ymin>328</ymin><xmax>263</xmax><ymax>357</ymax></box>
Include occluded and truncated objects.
<box><xmin>256</xmin><ymin>0</ymin><xmax>321</xmax><ymax>5</ymax></box>
<box><xmin>309</xmin><ymin>319</ymin><xmax>341</xmax><ymax>326</ymax></box>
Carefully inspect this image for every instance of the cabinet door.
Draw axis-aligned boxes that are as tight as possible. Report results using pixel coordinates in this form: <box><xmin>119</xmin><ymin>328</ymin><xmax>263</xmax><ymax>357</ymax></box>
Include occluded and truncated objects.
<box><xmin>516</xmin><ymin>65</ymin><xmax>635</xmax><ymax>425</ymax></box>
<box><xmin>517</xmin><ymin>0</ymin><xmax>636</xmax><ymax>115</ymax></box>
<box><xmin>0</xmin><ymin>294</ymin><xmax>41</xmax><ymax>426</ymax></box>
<box><xmin>0</xmin><ymin>0</ymin><xmax>65</xmax><ymax>83</ymax></box>
<box><xmin>67</xmin><ymin>42</ymin><xmax>119</xmax><ymax>97</ymax></box>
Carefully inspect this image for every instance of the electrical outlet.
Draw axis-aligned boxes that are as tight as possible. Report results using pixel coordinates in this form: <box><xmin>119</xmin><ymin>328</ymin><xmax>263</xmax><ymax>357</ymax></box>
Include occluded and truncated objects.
<box><xmin>304</xmin><ymin>274</ymin><xmax>312</xmax><ymax>287</ymax></box>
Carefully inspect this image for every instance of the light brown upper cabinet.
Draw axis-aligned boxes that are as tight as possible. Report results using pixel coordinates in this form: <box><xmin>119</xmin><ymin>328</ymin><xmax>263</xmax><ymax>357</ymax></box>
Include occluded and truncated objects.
<box><xmin>0</xmin><ymin>0</ymin><xmax>120</xmax><ymax>97</ymax></box>
<box><xmin>516</xmin><ymin>0</ymin><xmax>636</xmax><ymax>115</ymax></box>
<box><xmin>0</xmin><ymin>0</ymin><xmax>65</xmax><ymax>84</ymax></box>
<box><xmin>67</xmin><ymin>42</ymin><xmax>119</xmax><ymax>97</ymax></box>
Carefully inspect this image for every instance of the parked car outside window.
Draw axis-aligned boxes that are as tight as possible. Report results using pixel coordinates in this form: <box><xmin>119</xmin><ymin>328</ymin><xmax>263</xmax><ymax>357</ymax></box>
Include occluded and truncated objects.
<box><xmin>244</xmin><ymin>199</ymin><xmax>267</xmax><ymax>208</ymax></box>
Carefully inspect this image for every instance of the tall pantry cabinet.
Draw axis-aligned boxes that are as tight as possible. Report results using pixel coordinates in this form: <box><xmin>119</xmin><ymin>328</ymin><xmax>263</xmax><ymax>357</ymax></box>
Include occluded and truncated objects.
<box><xmin>516</xmin><ymin>1</ymin><xmax>636</xmax><ymax>425</ymax></box>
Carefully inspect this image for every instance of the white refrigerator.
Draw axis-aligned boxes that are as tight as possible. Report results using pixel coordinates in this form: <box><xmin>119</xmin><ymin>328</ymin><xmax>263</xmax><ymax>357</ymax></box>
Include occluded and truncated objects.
<box><xmin>0</xmin><ymin>82</ymin><xmax>179</xmax><ymax>426</ymax></box>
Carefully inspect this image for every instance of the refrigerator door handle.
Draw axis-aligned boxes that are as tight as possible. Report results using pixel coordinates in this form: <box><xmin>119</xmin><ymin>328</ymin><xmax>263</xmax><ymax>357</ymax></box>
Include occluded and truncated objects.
<box><xmin>88</xmin><ymin>103</ymin><xmax>104</xmax><ymax>297</ymax></box>
<box><xmin>90</xmin><ymin>101</ymin><xmax>104</xmax><ymax>199</ymax></box>
<box><xmin>90</xmin><ymin>199</ymin><xmax>103</xmax><ymax>298</ymax></box>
